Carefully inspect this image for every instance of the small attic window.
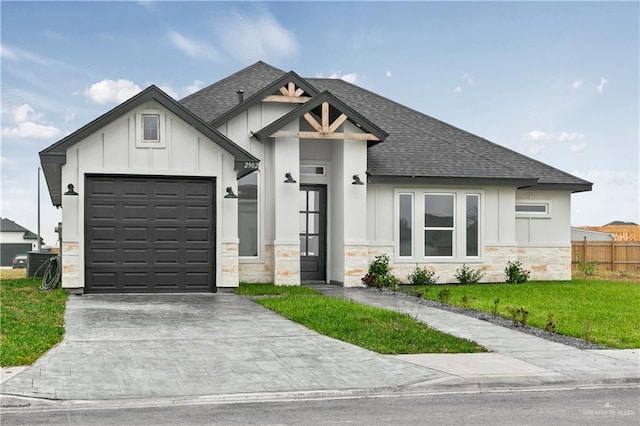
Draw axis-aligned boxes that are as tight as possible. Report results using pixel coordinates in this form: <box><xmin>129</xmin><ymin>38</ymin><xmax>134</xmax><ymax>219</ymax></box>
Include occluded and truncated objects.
<box><xmin>142</xmin><ymin>114</ymin><xmax>160</xmax><ymax>142</ymax></box>
<box><xmin>137</xmin><ymin>110</ymin><xmax>166</xmax><ymax>148</ymax></box>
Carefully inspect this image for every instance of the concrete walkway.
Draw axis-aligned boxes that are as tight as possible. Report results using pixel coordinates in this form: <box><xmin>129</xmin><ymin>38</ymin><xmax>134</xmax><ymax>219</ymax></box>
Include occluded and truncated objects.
<box><xmin>1</xmin><ymin>288</ymin><xmax>638</xmax><ymax>405</ymax></box>
<box><xmin>315</xmin><ymin>286</ymin><xmax>640</xmax><ymax>388</ymax></box>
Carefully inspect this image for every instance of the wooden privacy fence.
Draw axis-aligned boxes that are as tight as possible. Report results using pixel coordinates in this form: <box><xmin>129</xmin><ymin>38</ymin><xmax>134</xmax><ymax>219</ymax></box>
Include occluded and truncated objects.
<box><xmin>572</xmin><ymin>239</ymin><xmax>640</xmax><ymax>271</ymax></box>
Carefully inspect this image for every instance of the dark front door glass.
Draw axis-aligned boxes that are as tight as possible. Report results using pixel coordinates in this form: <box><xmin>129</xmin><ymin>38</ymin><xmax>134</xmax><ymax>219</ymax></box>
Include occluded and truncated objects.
<box><xmin>300</xmin><ymin>185</ymin><xmax>326</xmax><ymax>281</ymax></box>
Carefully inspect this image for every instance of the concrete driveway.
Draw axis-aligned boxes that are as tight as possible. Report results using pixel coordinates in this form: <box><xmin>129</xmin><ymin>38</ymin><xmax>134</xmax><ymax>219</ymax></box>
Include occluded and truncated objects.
<box><xmin>1</xmin><ymin>293</ymin><xmax>444</xmax><ymax>400</ymax></box>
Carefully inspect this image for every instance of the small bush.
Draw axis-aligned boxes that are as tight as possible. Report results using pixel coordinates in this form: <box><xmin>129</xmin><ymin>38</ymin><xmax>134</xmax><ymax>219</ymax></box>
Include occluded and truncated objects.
<box><xmin>504</xmin><ymin>260</ymin><xmax>530</xmax><ymax>284</ymax></box>
<box><xmin>414</xmin><ymin>286</ymin><xmax>430</xmax><ymax>298</ymax></box>
<box><xmin>545</xmin><ymin>314</ymin><xmax>556</xmax><ymax>333</ymax></box>
<box><xmin>407</xmin><ymin>265</ymin><xmax>439</xmax><ymax>286</ymax></box>
<box><xmin>454</xmin><ymin>264</ymin><xmax>485</xmax><ymax>285</ymax></box>
<box><xmin>362</xmin><ymin>254</ymin><xmax>399</xmax><ymax>291</ymax></box>
<box><xmin>491</xmin><ymin>298</ymin><xmax>500</xmax><ymax>315</ymax></box>
<box><xmin>507</xmin><ymin>306</ymin><xmax>529</xmax><ymax>327</ymax></box>
<box><xmin>577</xmin><ymin>257</ymin><xmax>598</xmax><ymax>275</ymax></box>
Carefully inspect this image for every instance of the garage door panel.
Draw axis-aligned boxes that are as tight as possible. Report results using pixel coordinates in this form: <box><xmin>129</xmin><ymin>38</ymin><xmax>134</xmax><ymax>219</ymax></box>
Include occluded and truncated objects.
<box><xmin>122</xmin><ymin>248</ymin><xmax>148</xmax><ymax>265</ymax></box>
<box><xmin>90</xmin><ymin>248</ymin><xmax>117</xmax><ymax>265</ymax></box>
<box><xmin>90</xmin><ymin>226</ymin><xmax>116</xmax><ymax>242</ymax></box>
<box><xmin>122</xmin><ymin>204</ymin><xmax>148</xmax><ymax>221</ymax></box>
<box><xmin>185</xmin><ymin>206</ymin><xmax>210</xmax><ymax>221</ymax></box>
<box><xmin>121</xmin><ymin>226</ymin><xmax>148</xmax><ymax>242</ymax></box>
<box><xmin>90</xmin><ymin>204</ymin><xmax>116</xmax><ymax>220</ymax></box>
<box><xmin>85</xmin><ymin>175</ymin><xmax>215</xmax><ymax>293</ymax></box>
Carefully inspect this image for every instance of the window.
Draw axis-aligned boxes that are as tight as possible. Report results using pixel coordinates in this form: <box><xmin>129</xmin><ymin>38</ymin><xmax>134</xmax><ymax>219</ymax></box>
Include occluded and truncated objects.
<box><xmin>515</xmin><ymin>201</ymin><xmax>550</xmax><ymax>218</ymax></box>
<box><xmin>424</xmin><ymin>194</ymin><xmax>454</xmax><ymax>257</ymax></box>
<box><xmin>398</xmin><ymin>194</ymin><xmax>413</xmax><ymax>257</ymax></box>
<box><xmin>466</xmin><ymin>194</ymin><xmax>479</xmax><ymax>257</ymax></box>
<box><xmin>396</xmin><ymin>190</ymin><xmax>482</xmax><ymax>260</ymax></box>
<box><xmin>238</xmin><ymin>172</ymin><xmax>258</xmax><ymax>256</ymax></box>
<box><xmin>300</xmin><ymin>165</ymin><xmax>325</xmax><ymax>175</ymax></box>
<box><xmin>142</xmin><ymin>114</ymin><xmax>160</xmax><ymax>142</ymax></box>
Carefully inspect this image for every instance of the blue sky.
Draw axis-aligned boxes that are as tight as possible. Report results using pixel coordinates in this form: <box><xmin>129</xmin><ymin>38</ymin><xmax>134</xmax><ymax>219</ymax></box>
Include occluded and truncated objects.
<box><xmin>1</xmin><ymin>1</ymin><xmax>638</xmax><ymax>246</ymax></box>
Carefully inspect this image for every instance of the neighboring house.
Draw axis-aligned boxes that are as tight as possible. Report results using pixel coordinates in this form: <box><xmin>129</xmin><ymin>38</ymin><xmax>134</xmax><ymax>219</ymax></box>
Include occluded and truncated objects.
<box><xmin>0</xmin><ymin>218</ymin><xmax>42</xmax><ymax>266</ymax></box>
<box><xmin>40</xmin><ymin>61</ymin><xmax>592</xmax><ymax>293</ymax></box>
<box><xmin>571</xmin><ymin>227</ymin><xmax>614</xmax><ymax>242</ymax></box>
<box><xmin>577</xmin><ymin>222</ymin><xmax>640</xmax><ymax>242</ymax></box>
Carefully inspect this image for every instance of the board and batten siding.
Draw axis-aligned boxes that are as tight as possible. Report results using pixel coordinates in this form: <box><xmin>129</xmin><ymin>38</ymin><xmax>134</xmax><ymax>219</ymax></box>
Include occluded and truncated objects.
<box><xmin>59</xmin><ymin>101</ymin><xmax>238</xmax><ymax>290</ymax></box>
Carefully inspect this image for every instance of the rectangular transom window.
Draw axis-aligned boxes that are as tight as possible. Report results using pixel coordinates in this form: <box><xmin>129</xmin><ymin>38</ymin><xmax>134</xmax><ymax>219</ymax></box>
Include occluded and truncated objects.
<box><xmin>300</xmin><ymin>165</ymin><xmax>325</xmax><ymax>176</ymax></box>
<box><xmin>142</xmin><ymin>114</ymin><xmax>160</xmax><ymax>142</ymax></box>
<box><xmin>424</xmin><ymin>194</ymin><xmax>454</xmax><ymax>257</ymax></box>
<box><xmin>515</xmin><ymin>203</ymin><xmax>548</xmax><ymax>213</ymax></box>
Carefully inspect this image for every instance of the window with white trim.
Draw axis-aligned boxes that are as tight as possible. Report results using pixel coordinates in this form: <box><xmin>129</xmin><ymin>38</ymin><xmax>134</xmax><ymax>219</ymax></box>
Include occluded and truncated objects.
<box><xmin>396</xmin><ymin>190</ymin><xmax>481</xmax><ymax>260</ymax></box>
<box><xmin>238</xmin><ymin>172</ymin><xmax>259</xmax><ymax>257</ymax></box>
<box><xmin>142</xmin><ymin>114</ymin><xmax>160</xmax><ymax>142</ymax></box>
<box><xmin>515</xmin><ymin>201</ymin><xmax>550</xmax><ymax>217</ymax></box>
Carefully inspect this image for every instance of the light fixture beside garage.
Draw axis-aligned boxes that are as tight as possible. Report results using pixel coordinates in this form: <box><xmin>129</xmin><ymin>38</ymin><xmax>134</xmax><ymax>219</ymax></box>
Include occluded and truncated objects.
<box><xmin>352</xmin><ymin>175</ymin><xmax>364</xmax><ymax>185</ymax></box>
<box><xmin>224</xmin><ymin>186</ymin><xmax>238</xmax><ymax>199</ymax></box>
<box><xmin>284</xmin><ymin>173</ymin><xmax>297</xmax><ymax>184</ymax></box>
<box><xmin>64</xmin><ymin>184</ymin><xmax>78</xmax><ymax>196</ymax></box>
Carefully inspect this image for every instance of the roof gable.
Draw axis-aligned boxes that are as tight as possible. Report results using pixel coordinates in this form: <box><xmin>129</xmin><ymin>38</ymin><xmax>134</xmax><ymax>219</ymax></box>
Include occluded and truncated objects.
<box><xmin>253</xmin><ymin>91</ymin><xmax>388</xmax><ymax>144</ymax></box>
<box><xmin>40</xmin><ymin>85</ymin><xmax>259</xmax><ymax>206</ymax></box>
<box><xmin>209</xmin><ymin>71</ymin><xmax>320</xmax><ymax>128</ymax></box>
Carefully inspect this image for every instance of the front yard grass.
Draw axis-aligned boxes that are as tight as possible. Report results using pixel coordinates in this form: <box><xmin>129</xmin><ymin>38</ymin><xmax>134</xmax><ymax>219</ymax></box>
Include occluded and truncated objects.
<box><xmin>0</xmin><ymin>277</ymin><xmax>68</xmax><ymax>366</ymax></box>
<box><xmin>401</xmin><ymin>280</ymin><xmax>640</xmax><ymax>349</ymax></box>
<box><xmin>237</xmin><ymin>283</ymin><xmax>485</xmax><ymax>354</ymax></box>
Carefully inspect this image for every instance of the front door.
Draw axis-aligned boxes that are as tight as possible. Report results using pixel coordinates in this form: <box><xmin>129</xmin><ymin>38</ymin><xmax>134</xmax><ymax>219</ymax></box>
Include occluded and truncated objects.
<box><xmin>300</xmin><ymin>185</ymin><xmax>327</xmax><ymax>282</ymax></box>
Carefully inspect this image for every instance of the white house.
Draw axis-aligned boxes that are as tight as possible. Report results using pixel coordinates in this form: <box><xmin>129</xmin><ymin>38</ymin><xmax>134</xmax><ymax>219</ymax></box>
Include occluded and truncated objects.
<box><xmin>0</xmin><ymin>218</ymin><xmax>41</xmax><ymax>266</ymax></box>
<box><xmin>40</xmin><ymin>62</ymin><xmax>592</xmax><ymax>293</ymax></box>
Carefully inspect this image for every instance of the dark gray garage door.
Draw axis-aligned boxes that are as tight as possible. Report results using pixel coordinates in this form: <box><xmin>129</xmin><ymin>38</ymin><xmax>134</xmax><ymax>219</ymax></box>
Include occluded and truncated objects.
<box><xmin>85</xmin><ymin>175</ymin><xmax>216</xmax><ymax>293</ymax></box>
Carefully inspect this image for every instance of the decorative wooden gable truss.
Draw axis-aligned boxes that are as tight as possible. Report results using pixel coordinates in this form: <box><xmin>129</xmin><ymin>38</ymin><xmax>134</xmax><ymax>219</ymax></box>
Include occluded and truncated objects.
<box><xmin>254</xmin><ymin>91</ymin><xmax>388</xmax><ymax>143</ymax></box>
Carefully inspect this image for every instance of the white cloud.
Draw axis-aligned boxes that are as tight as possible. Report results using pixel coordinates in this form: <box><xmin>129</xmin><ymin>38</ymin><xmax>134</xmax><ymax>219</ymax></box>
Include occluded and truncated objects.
<box><xmin>452</xmin><ymin>86</ymin><xmax>463</xmax><ymax>94</ymax></box>
<box><xmin>525</xmin><ymin>130</ymin><xmax>550</xmax><ymax>142</ymax></box>
<box><xmin>575</xmin><ymin>169</ymin><xmax>636</xmax><ymax>187</ymax></box>
<box><xmin>524</xmin><ymin>130</ymin><xmax>588</xmax><ymax>154</ymax></box>
<box><xmin>558</xmin><ymin>131</ymin><xmax>584</xmax><ymax>142</ymax></box>
<box><xmin>385</xmin><ymin>70</ymin><xmax>392</xmax><ymax>78</ymax></box>
<box><xmin>217</xmin><ymin>10</ymin><xmax>297</xmax><ymax>61</ymax></box>
<box><xmin>158</xmin><ymin>85</ymin><xmax>178</xmax><ymax>99</ymax></box>
<box><xmin>2</xmin><ymin>121</ymin><xmax>60</xmax><ymax>139</ymax></box>
<box><xmin>1</xmin><ymin>104</ymin><xmax>60</xmax><ymax>139</ymax></box>
<box><xmin>84</xmin><ymin>79</ymin><xmax>142</xmax><ymax>104</ymax></box>
<box><xmin>597</xmin><ymin>77</ymin><xmax>608</xmax><ymax>93</ymax></box>
<box><xmin>316</xmin><ymin>71</ymin><xmax>361</xmax><ymax>85</ymax></box>
<box><xmin>572</xmin><ymin>80</ymin><xmax>583</xmax><ymax>90</ymax></box>
<box><xmin>183</xmin><ymin>80</ymin><xmax>204</xmax><ymax>97</ymax></box>
<box><xmin>168</xmin><ymin>30</ymin><xmax>218</xmax><ymax>60</ymax></box>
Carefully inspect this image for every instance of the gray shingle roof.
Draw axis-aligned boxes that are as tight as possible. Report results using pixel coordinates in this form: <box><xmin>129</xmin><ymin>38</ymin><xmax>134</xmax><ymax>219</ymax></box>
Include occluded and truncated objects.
<box><xmin>0</xmin><ymin>218</ymin><xmax>37</xmax><ymax>239</ymax></box>
<box><xmin>180</xmin><ymin>62</ymin><xmax>591</xmax><ymax>192</ymax></box>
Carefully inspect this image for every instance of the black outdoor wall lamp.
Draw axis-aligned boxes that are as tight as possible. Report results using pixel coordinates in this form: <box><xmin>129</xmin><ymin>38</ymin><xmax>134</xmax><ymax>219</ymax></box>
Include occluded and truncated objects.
<box><xmin>64</xmin><ymin>183</ymin><xmax>78</xmax><ymax>196</ymax></box>
<box><xmin>224</xmin><ymin>186</ymin><xmax>238</xmax><ymax>199</ymax></box>
<box><xmin>352</xmin><ymin>174</ymin><xmax>365</xmax><ymax>185</ymax></box>
<box><xmin>284</xmin><ymin>172</ymin><xmax>297</xmax><ymax>184</ymax></box>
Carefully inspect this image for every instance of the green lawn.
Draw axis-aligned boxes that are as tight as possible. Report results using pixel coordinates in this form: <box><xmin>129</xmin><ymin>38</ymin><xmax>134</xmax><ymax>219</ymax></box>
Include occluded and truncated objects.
<box><xmin>401</xmin><ymin>280</ymin><xmax>640</xmax><ymax>349</ymax></box>
<box><xmin>237</xmin><ymin>283</ymin><xmax>485</xmax><ymax>354</ymax></box>
<box><xmin>0</xmin><ymin>277</ymin><xmax>68</xmax><ymax>366</ymax></box>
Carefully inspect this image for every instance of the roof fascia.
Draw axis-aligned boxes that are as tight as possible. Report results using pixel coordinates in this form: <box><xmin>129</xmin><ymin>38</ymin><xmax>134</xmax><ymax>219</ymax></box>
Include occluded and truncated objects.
<box><xmin>209</xmin><ymin>71</ymin><xmax>320</xmax><ymax>128</ymax></box>
<box><xmin>367</xmin><ymin>175</ymin><xmax>540</xmax><ymax>188</ymax></box>
<box><xmin>253</xmin><ymin>91</ymin><xmax>389</xmax><ymax>143</ymax></box>
<box><xmin>521</xmin><ymin>182</ymin><xmax>593</xmax><ymax>193</ymax></box>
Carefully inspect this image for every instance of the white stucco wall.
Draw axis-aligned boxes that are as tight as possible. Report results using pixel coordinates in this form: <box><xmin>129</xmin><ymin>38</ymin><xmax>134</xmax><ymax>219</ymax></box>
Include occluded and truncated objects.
<box><xmin>60</xmin><ymin>101</ymin><xmax>238</xmax><ymax>289</ymax></box>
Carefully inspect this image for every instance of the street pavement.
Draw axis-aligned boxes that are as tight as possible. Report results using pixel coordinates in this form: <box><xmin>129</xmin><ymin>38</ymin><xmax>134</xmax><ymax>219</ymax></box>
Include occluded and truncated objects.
<box><xmin>1</xmin><ymin>287</ymin><xmax>638</xmax><ymax>408</ymax></box>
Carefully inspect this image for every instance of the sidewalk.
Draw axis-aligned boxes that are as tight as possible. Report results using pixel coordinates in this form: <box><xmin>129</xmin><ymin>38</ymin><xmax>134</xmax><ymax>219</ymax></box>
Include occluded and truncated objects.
<box><xmin>313</xmin><ymin>286</ymin><xmax>640</xmax><ymax>389</ymax></box>
<box><xmin>1</xmin><ymin>289</ymin><xmax>638</xmax><ymax>409</ymax></box>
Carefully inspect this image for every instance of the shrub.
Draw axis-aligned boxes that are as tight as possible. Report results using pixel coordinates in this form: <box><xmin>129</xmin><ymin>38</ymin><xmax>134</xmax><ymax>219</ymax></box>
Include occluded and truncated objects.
<box><xmin>454</xmin><ymin>264</ymin><xmax>485</xmax><ymax>285</ymax></box>
<box><xmin>407</xmin><ymin>265</ymin><xmax>439</xmax><ymax>286</ymax></box>
<box><xmin>437</xmin><ymin>289</ymin><xmax>451</xmax><ymax>304</ymax></box>
<box><xmin>362</xmin><ymin>254</ymin><xmax>399</xmax><ymax>291</ymax></box>
<box><xmin>577</xmin><ymin>257</ymin><xmax>598</xmax><ymax>275</ymax></box>
<box><xmin>504</xmin><ymin>260</ymin><xmax>530</xmax><ymax>283</ymax></box>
